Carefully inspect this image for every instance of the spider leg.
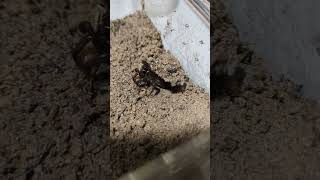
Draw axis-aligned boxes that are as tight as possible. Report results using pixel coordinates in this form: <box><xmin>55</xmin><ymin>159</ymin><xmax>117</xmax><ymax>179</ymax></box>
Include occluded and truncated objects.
<box><xmin>134</xmin><ymin>79</ymin><xmax>149</xmax><ymax>87</ymax></box>
<box><xmin>132</xmin><ymin>71</ymin><xmax>147</xmax><ymax>87</ymax></box>
<box><xmin>148</xmin><ymin>87</ymin><xmax>160</xmax><ymax>97</ymax></box>
<box><xmin>153</xmin><ymin>87</ymin><xmax>160</xmax><ymax>96</ymax></box>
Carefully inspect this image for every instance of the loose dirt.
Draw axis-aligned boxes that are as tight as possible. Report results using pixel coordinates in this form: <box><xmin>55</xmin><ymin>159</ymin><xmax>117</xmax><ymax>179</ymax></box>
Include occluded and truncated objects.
<box><xmin>212</xmin><ymin>0</ymin><xmax>320</xmax><ymax>179</ymax></box>
<box><xmin>110</xmin><ymin>12</ymin><xmax>210</xmax><ymax>179</ymax></box>
<box><xmin>0</xmin><ymin>0</ymin><xmax>109</xmax><ymax>179</ymax></box>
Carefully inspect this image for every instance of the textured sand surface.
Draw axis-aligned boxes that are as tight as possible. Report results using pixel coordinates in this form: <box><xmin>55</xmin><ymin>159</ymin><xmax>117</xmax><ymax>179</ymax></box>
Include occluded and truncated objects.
<box><xmin>212</xmin><ymin>1</ymin><xmax>320</xmax><ymax>179</ymax></box>
<box><xmin>0</xmin><ymin>1</ymin><xmax>109</xmax><ymax>179</ymax></box>
<box><xmin>110</xmin><ymin>12</ymin><xmax>209</xmax><ymax>179</ymax></box>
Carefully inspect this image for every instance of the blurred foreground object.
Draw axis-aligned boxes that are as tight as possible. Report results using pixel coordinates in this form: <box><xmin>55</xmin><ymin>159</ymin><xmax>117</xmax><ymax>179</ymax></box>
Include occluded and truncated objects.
<box><xmin>118</xmin><ymin>129</ymin><xmax>210</xmax><ymax>180</ymax></box>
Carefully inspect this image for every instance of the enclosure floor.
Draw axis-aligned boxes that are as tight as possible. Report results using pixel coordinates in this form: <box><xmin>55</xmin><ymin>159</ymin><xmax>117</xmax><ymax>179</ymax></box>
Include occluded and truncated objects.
<box><xmin>110</xmin><ymin>12</ymin><xmax>209</xmax><ymax>179</ymax></box>
<box><xmin>0</xmin><ymin>1</ymin><xmax>109</xmax><ymax>179</ymax></box>
<box><xmin>212</xmin><ymin>0</ymin><xmax>320</xmax><ymax>179</ymax></box>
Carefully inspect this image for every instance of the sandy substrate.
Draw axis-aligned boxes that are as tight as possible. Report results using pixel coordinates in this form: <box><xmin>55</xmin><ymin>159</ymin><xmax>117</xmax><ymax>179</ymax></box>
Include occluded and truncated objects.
<box><xmin>110</xmin><ymin>12</ymin><xmax>210</xmax><ymax>179</ymax></box>
<box><xmin>0</xmin><ymin>0</ymin><xmax>109</xmax><ymax>179</ymax></box>
<box><xmin>212</xmin><ymin>0</ymin><xmax>320</xmax><ymax>179</ymax></box>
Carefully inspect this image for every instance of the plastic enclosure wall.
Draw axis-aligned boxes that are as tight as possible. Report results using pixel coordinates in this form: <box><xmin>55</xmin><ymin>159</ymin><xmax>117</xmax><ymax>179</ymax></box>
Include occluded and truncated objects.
<box><xmin>223</xmin><ymin>0</ymin><xmax>320</xmax><ymax>102</ymax></box>
<box><xmin>111</xmin><ymin>0</ymin><xmax>210</xmax><ymax>93</ymax></box>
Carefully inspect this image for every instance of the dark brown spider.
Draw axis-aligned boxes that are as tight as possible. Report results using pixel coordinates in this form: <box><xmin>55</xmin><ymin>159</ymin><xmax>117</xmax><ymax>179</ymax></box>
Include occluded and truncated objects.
<box><xmin>132</xmin><ymin>60</ymin><xmax>186</xmax><ymax>95</ymax></box>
